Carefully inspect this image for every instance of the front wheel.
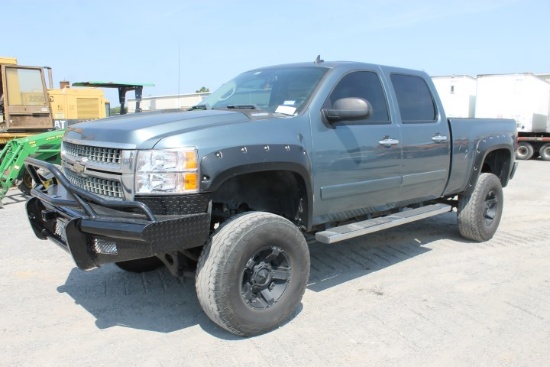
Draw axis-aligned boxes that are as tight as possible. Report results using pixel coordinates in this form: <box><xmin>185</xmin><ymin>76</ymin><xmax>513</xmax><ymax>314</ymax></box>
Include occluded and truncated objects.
<box><xmin>458</xmin><ymin>173</ymin><xmax>503</xmax><ymax>242</ymax></box>
<box><xmin>195</xmin><ymin>212</ymin><xmax>310</xmax><ymax>336</ymax></box>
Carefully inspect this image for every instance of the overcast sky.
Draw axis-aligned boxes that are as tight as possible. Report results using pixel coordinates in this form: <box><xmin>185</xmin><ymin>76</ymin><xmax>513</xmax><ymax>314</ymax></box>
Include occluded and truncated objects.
<box><xmin>4</xmin><ymin>0</ymin><xmax>549</xmax><ymax>106</ymax></box>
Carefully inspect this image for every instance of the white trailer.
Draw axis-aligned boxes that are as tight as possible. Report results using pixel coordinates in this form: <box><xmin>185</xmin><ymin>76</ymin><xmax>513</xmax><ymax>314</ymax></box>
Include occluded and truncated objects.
<box><xmin>432</xmin><ymin>75</ymin><xmax>477</xmax><ymax>118</ymax></box>
<box><xmin>475</xmin><ymin>73</ymin><xmax>550</xmax><ymax>160</ymax></box>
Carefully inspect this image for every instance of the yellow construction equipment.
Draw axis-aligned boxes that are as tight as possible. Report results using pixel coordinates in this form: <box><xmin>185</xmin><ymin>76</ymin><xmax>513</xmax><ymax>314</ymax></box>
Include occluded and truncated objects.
<box><xmin>0</xmin><ymin>57</ymin><xmax>109</xmax><ymax>204</ymax></box>
<box><xmin>1</xmin><ymin>56</ymin><xmax>153</xmax><ymax>204</ymax></box>
<box><xmin>48</xmin><ymin>85</ymin><xmax>109</xmax><ymax>130</ymax></box>
<box><xmin>1</xmin><ymin>56</ymin><xmax>109</xmax><ymax>144</ymax></box>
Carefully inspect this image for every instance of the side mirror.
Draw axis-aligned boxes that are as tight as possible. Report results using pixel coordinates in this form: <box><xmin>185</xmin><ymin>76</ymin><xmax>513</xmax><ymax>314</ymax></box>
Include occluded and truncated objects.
<box><xmin>322</xmin><ymin>97</ymin><xmax>372</xmax><ymax>123</ymax></box>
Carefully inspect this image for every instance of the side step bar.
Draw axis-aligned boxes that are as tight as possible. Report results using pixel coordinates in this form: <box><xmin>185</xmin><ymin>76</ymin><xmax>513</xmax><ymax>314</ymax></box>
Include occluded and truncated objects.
<box><xmin>315</xmin><ymin>203</ymin><xmax>452</xmax><ymax>244</ymax></box>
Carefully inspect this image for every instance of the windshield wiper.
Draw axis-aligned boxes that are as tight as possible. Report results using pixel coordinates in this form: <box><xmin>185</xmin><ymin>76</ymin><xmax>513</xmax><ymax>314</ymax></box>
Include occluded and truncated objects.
<box><xmin>226</xmin><ymin>105</ymin><xmax>257</xmax><ymax>110</ymax></box>
<box><xmin>188</xmin><ymin>104</ymin><xmax>209</xmax><ymax>111</ymax></box>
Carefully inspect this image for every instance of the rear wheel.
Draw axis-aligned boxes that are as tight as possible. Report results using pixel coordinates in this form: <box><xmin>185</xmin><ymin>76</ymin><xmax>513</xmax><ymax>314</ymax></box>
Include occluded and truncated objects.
<box><xmin>539</xmin><ymin>143</ymin><xmax>550</xmax><ymax>161</ymax></box>
<box><xmin>196</xmin><ymin>212</ymin><xmax>310</xmax><ymax>336</ymax></box>
<box><xmin>115</xmin><ymin>256</ymin><xmax>164</xmax><ymax>273</ymax></box>
<box><xmin>516</xmin><ymin>142</ymin><xmax>534</xmax><ymax>160</ymax></box>
<box><xmin>458</xmin><ymin>173</ymin><xmax>503</xmax><ymax>242</ymax></box>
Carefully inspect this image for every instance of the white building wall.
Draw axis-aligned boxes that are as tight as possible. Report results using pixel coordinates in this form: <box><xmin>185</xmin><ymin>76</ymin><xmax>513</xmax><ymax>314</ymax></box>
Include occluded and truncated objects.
<box><xmin>127</xmin><ymin>92</ymin><xmax>210</xmax><ymax>113</ymax></box>
<box><xmin>432</xmin><ymin>76</ymin><xmax>477</xmax><ymax>118</ymax></box>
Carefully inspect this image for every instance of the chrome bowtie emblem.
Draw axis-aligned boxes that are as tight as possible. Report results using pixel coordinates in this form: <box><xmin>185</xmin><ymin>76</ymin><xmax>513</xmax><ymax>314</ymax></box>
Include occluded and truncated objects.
<box><xmin>73</xmin><ymin>161</ymin><xmax>86</xmax><ymax>174</ymax></box>
<box><xmin>73</xmin><ymin>157</ymin><xmax>88</xmax><ymax>174</ymax></box>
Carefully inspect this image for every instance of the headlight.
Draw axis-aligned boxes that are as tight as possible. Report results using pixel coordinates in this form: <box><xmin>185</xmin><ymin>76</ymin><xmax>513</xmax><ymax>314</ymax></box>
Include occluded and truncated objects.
<box><xmin>135</xmin><ymin>148</ymin><xmax>199</xmax><ymax>194</ymax></box>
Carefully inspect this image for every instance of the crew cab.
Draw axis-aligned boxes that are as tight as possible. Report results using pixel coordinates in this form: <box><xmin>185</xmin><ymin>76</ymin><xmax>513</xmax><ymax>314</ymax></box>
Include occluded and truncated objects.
<box><xmin>24</xmin><ymin>59</ymin><xmax>518</xmax><ymax>336</ymax></box>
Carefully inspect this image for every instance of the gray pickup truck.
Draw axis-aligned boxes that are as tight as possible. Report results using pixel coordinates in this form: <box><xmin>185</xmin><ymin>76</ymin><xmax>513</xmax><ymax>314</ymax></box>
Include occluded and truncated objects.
<box><xmin>24</xmin><ymin>59</ymin><xmax>518</xmax><ymax>336</ymax></box>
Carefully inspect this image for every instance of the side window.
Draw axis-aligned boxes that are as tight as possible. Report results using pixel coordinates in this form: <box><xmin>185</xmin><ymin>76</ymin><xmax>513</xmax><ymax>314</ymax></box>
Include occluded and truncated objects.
<box><xmin>326</xmin><ymin>71</ymin><xmax>390</xmax><ymax>123</ymax></box>
<box><xmin>390</xmin><ymin>74</ymin><xmax>437</xmax><ymax>123</ymax></box>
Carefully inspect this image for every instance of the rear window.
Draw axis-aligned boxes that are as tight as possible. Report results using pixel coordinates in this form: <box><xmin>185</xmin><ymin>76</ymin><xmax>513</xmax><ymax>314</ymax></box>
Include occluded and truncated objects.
<box><xmin>391</xmin><ymin>74</ymin><xmax>437</xmax><ymax>123</ymax></box>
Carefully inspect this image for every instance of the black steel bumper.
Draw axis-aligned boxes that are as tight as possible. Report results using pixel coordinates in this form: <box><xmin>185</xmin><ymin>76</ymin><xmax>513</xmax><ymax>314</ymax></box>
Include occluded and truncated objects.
<box><xmin>24</xmin><ymin>157</ymin><xmax>211</xmax><ymax>271</ymax></box>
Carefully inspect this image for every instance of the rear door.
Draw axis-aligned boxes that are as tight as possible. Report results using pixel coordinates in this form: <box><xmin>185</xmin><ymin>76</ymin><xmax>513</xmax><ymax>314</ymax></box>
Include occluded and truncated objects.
<box><xmin>388</xmin><ymin>72</ymin><xmax>451</xmax><ymax>200</ymax></box>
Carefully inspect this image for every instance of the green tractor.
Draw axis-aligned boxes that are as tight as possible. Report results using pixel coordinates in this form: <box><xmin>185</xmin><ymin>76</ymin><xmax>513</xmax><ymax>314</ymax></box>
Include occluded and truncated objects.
<box><xmin>0</xmin><ymin>130</ymin><xmax>63</xmax><ymax>206</ymax></box>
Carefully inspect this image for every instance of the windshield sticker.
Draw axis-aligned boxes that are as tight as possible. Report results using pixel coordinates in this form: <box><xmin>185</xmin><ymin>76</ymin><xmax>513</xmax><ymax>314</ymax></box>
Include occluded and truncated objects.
<box><xmin>283</xmin><ymin>100</ymin><xmax>296</xmax><ymax>105</ymax></box>
<box><xmin>275</xmin><ymin>105</ymin><xmax>297</xmax><ymax>115</ymax></box>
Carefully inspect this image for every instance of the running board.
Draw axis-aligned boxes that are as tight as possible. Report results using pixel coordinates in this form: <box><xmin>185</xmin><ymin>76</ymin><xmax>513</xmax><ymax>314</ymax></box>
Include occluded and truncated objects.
<box><xmin>315</xmin><ymin>203</ymin><xmax>452</xmax><ymax>244</ymax></box>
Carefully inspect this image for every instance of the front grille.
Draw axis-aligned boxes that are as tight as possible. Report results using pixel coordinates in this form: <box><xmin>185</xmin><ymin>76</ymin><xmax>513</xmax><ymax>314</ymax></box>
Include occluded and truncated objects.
<box><xmin>64</xmin><ymin>142</ymin><xmax>121</xmax><ymax>165</ymax></box>
<box><xmin>65</xmin><ymin>168</ymin><xmax>123</xmax><ymax>199</ymax></box>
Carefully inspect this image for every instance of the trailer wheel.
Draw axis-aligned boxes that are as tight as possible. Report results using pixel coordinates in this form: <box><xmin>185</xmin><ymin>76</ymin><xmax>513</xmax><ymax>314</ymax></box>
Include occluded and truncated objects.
<box><xmin>516</xmin><ymin>142</ymin><xmax>534</xmax><ymax>160</ymax></box>
<box><xmin>458</xmin><ymin>173</ymin><xmax>503</xmax><ymax>242</ymax></box>
<box><xmin>539</xmin><ymin>143</ymin><xmax>550</xmax><ymax>161</ymax></box>
<box><xmin>115</xmin><ymin>256</ymin><xmax>164</xmax><ymax>273</ymax></box>
<box><xmin>196</xmin><ymin>212</ymin><xmax>310</xmax><ymax>336</ymax></box>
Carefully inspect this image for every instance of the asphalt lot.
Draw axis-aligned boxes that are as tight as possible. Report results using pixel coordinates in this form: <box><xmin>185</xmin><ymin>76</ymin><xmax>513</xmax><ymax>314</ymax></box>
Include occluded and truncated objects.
<box><xmin>1</xmin><ymin>159</ymin><xmax>549</xmax><ymax>367</ymax></box>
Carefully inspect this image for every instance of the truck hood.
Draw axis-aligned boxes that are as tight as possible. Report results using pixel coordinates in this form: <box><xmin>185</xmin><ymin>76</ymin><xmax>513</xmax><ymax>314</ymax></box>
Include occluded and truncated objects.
<box><xmin>64</xmin><ymin>110</ymin><xmax>250</xmax><ymax>149</ymax></box>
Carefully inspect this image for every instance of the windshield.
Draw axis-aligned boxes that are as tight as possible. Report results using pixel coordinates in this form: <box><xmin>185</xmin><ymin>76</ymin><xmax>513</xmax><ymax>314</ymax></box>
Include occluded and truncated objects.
<box><xmin>6</xmin><ymin>67</ymin><xmax>47</xmax><ymax>106</ymax></box>
<box><xmin>199</xmin><ymin>66</ymin><xmax>328</xmax><ymax>115</ymax></box>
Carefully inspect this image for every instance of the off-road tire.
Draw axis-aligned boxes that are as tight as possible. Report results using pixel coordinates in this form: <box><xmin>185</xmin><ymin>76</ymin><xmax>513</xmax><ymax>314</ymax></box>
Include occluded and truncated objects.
<box><xmin>539</xmin><ymin>143</ymin><xmax>550</xmax><ymax>161</ymax></box>
<box><xmin>115</xmin><ymin>256</ymin><xmax>164</xmax><ymax>273</ymax></box>
<box><xmin>458</xmin><ymin>173</ymin><xmax>503</xmax><ymax>242</ymax></box>
<box><xmin>516</xmin><ymin>142</ymin><xmax>534</xmax><ymax>160</ymax></box>
<box><xmin>196</xmin><ymin>212</ymin><xmax>310</xmax><ymax>336</ymax></box>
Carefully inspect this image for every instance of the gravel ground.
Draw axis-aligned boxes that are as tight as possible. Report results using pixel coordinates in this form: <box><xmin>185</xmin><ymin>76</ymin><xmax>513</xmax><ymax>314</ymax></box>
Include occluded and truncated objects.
<box><xmin>1</xmin><ymin>159</ymin><xmax>548</xmax><ymax>367</ymax></box>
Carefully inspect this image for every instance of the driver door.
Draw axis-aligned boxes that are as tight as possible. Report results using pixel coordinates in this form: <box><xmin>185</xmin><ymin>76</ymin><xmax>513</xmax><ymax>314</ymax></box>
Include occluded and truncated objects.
<box><xmin>310</xmin><ymin>70</ymin><xmax>403</xmax><ymax>223</ymax></box>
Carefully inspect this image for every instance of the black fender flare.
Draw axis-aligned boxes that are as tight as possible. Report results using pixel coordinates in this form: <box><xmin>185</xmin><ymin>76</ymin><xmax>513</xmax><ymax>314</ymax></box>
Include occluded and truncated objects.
<box><xmin>463</xmin><ymin>136</ymin><xmax>515</xmax><ymax>196</ymax></box>
<box><xmin>199</xmin><ymin>144</ymin><xmax>313</xmax><ymax>228</ymax></box>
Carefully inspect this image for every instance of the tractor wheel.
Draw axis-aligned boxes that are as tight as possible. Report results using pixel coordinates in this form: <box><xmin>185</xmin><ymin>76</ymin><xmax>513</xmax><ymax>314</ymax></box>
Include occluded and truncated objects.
<box><xmin>17</xmin><ymin>171</ymin><xmax>33</xmax><ymax>196</ymax></box>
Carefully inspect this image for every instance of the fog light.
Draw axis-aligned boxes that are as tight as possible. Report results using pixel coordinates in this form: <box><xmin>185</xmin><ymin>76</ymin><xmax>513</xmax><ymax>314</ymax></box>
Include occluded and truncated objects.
<box><xmin>55</xmin><ymin>218</ymin><xmax>68</xmax><ymax>243</ymax></box>
<box><xmin>93</xmin><ymin>238</ymin><xmax>118</xmax><ymax>255</ymax></box>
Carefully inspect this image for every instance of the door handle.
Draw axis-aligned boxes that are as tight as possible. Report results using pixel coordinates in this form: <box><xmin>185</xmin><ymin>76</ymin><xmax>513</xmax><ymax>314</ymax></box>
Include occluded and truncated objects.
<box><xmin>432</xmin><ymin>134</ymin><xmax>448</xmax><ymax>143</ymax></box>
<box><xmin>379</xmin><ymin>137</ymin><xmax>400</xmax><ymax>147</ymax></box>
